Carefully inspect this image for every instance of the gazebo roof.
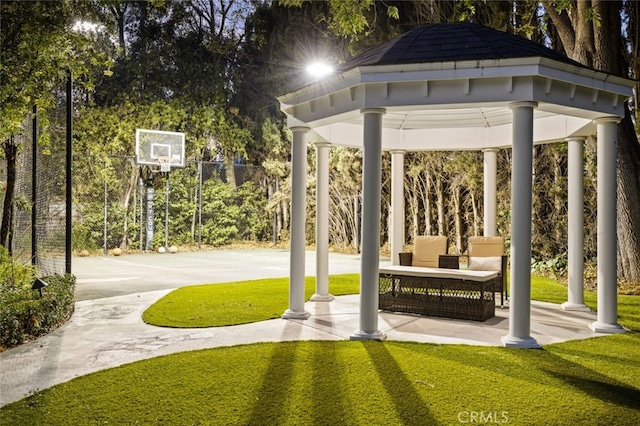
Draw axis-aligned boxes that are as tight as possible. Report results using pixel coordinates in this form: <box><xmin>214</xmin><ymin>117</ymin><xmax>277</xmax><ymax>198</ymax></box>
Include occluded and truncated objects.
<box><xmin>338</xmin><ymin>22</ymin><xmax>582</xmax><ymax>70</ymax></box>
<box><xmin>278</xmin><ymin>22</ymin><xmax>634</xmax><ymax>151</ymax></box>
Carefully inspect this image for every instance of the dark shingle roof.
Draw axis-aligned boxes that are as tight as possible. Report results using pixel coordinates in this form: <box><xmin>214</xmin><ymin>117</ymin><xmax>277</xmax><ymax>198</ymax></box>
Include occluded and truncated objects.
<box><xmin>338</xmin><ymin>22</ymin><xmax>582</xmax><ymax>71</ymax></box>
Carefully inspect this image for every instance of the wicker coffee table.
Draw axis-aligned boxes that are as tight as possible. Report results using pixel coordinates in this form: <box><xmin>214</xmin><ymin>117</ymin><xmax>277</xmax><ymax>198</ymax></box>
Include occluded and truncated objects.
<box><xmin>379</xmin><ymin>266</ymin><xmax>498</xmax><ymax>321</ymax></box>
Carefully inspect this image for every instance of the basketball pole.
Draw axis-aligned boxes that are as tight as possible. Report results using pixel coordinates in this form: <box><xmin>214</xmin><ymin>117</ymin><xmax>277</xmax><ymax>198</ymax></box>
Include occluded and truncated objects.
<box><xmin>145</xmin><ymin>169</ymin><xmax>154</xmax><ymax>251</ymax></box>
<box><xmin>165</xmin><ymin>170</ymin><xmax>169</xmax><ymax>249</ymax></box>
<box><xmin>139</xmin><ymin>176</ymin><xmax>144</xmax><ymax>252</ymax></box>
<box><xmin>135</xmin><ymin>129</ymin><xmax>184</xmax><ymax>252</ymax></box>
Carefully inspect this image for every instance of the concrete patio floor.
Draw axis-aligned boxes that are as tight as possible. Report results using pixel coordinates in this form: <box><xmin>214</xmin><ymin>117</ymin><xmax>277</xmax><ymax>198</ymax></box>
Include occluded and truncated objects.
<box><xmin>0</xmin><ymin>250</ymin><xmax>608</xmax><ymax>407</ymax></box>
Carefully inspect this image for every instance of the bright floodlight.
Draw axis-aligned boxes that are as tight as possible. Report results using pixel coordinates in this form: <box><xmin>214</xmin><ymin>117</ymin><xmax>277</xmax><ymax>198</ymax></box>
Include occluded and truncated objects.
<box><xmin>306</xmin><ymin>62</ymin><xmax>334</xmax><ymax>79</ymax></box>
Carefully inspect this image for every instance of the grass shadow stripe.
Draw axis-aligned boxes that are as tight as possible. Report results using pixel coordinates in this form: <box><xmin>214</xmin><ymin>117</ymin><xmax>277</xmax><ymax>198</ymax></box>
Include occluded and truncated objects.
<box><xmin>363</xmin><ymin>341</ymin><xmax>441</xmax><ymax>425</ymax></box>
<box><xmin>310</xmin><ymin>342</ymin><xmax>349</xmax><ymax>425</ymax></box>
<box><xmin>514</xmin><ymin>349</ymin><xmax>640</xmax><ymax>410</ymax></box>
<box><xmin>244</xmin><ymin>341</ymin><xmax>300</xmax><ymax>426</ymax></box>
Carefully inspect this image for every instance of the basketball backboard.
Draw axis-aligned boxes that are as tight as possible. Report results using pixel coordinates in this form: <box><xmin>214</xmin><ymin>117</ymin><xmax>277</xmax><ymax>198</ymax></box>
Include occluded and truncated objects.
<box><xmin>136</xmin><ymin>129</ymin><xmax>185</xmax><ymax>168</ymax></box>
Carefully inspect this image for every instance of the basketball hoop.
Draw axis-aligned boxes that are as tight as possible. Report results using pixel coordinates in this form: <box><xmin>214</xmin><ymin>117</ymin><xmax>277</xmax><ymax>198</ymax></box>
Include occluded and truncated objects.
<box><xmin>135</xmin><ymin>129</ymin><xmax>185</xmax><ymax>171</ymax></box>
<box><xmin>157</xmin><ymin>156</ymin><xmax>172</xmax><ymax>173</ymax></box>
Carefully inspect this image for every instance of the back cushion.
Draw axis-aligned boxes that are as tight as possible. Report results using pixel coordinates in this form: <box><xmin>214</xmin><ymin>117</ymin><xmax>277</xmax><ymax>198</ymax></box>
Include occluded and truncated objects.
<box><xmin>412</xmin><ymin>236</ymin><xmax>447</xmax><ymax>268</ymax></box>
<box><xmin>468</xmin><ymin>236</ymin><xmax>504</xmax><ymax>257</ymax></box>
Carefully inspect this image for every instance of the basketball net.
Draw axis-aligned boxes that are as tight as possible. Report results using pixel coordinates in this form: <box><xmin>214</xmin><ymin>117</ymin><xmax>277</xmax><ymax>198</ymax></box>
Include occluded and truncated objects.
<box><xmin>157</xmin><ymin>156</ymin><xmax>172</xmax><ymax>173</ymax></box>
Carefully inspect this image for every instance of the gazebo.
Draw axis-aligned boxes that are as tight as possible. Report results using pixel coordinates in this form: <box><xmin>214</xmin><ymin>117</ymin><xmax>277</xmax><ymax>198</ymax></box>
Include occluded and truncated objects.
<box><xmin>277</xmin><ymin>22</ymin><xmax>635</xmax><ymax>348</ymax></box>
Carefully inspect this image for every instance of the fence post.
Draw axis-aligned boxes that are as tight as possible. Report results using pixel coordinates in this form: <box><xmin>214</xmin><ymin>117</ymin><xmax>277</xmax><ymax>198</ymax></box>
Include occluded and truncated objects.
<box><xmin>103</xmin><ymin>161</ymin><xmax>108</xmax><ymax>255</ymax></box>
<box><xmin>165</xmin><ymin>174</ymin><xmax>169</xmax><ymax>249</ymax></box>
<box><xmin>31</xmin><ymin>105</ymin><xmax>37</xmax><ymax>266</ymax></box>
<box><xmin>198</xmin><ymin>160</ymin><xmax>203</xmax><ymax>250</ymax></box>
<box><xmin>65</xmin><ymin>70</ymin><xmax>73</xmax><ymax>274</ymax></box>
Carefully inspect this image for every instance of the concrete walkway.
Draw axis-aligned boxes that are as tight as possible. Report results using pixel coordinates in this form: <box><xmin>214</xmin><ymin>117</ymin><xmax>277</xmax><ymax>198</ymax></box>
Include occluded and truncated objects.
<box><xmin>0</xmin><ymin>250</ymin><xmax>605</xmax><ymax>407</ymax></box>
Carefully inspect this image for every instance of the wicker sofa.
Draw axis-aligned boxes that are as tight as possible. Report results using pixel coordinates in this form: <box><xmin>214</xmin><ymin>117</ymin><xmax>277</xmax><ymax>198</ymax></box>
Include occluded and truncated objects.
<box><xmin>379</xmin><ymin>236</ymin><xmax>499</xmax><ymax>321</ymax></box>
<box><xmin>396</xmin><ymin>235</ymin><xmax>507</xmax><ymax>306</ymax></box>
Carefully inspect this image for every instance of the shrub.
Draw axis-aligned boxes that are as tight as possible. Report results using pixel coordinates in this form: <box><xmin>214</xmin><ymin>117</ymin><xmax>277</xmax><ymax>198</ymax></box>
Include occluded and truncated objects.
<box><xmin>0</xmin><ymin>248</ymin><xmax>76</xmax><ymax>351</ymax></box>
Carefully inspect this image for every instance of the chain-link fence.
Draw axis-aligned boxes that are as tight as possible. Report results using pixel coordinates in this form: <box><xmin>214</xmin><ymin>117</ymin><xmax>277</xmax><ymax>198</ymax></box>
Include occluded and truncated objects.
<box><xmin>1</xmin><ymin>111</ymin><xmax>67</xmax><ymax>275</ymax></box>
<box><xmin>72</xmin><ymin>156</ymin><xmax>272</xmax><ymax>254</ymax></box>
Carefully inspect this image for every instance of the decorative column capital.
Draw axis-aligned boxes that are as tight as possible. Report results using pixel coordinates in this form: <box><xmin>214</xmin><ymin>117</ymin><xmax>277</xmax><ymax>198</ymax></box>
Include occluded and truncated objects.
<box><xmin>509</xmin><ymin>101</ymin><xmax>538</xmax><ymax>110</ymax></box>
<box><xmin>360</xmin><ymin>107</ymin><xmax>387</xmax><ymax>115</ymax></box>
<box><xmin>289</xmin><ymin>126</ymin><xmax>311</xmax><ymax>133</ymax></box>
<box><xmin>389</xmin><ymin>149</ymin><xmax>406</xmax><ymax>155</ymax></box>
<box><xmin>564</xmin><ymin>136</ymin><xmax>587</xmax><ymax>143</ymax></box>
<box><xmin>593</xmin><ymin>116</ymin><xmax>621</xmax><ymax>125</ymax></box>
<box><xmin>313</xmin><ymin>141</ymin><xmax>332</xmax><ymax>148</ymax></box>
<box><xmin>482</xmin><ymin>148</ymin><xmax>499</xmax><ymax>154</ymax></box>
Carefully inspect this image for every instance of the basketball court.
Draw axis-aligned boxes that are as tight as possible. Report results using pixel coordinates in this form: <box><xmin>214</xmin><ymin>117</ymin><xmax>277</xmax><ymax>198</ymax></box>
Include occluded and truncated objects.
<box><xmin>73</xmin><ymin>249</ymin><xmax>363</xmax><ymax>301</ymax></box>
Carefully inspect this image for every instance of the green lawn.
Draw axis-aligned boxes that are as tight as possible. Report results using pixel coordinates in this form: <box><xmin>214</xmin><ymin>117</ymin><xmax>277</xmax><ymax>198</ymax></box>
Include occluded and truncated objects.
<box><xmin>1</xmin><ymin>275</ymin><xmax>639</xmax><ymax>425</ymax></box>
<box><xmin>142</xmin><ymin>274</ymin><xmax>360</xmax><ymax>327</ymax></box>
<box><xmin>142</xmin><ymin>273</ymin><xmax>640</xmax><ymax>332</ymax></box>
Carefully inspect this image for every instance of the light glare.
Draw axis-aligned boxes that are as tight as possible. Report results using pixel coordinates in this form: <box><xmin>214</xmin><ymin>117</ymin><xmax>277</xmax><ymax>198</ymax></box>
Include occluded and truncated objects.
<box><xmin>306</xmin><ymin>62</ymin><xmax>334</xmax><ymax>79</ymax></box>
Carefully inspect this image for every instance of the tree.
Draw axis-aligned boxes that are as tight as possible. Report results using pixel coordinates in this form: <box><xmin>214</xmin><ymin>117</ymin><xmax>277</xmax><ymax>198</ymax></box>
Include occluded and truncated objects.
<box><xmin>91</xmin><ymin>0</ymin><xmax>256</xmax><ymax>106</ymax></box>
<box><xmin>280</xmin><ymin>0</ymin><xmax>640</xmax><ymax>283</ymax></box>
<box><xmin>0</xmin><ymin>0</ymin><xmax>106</xmax><ymax>249</ymax></box>
<box><xmin>543</xmin><ymin>0</ymin><xmax>640</xmax><ymax>282</ymax></box>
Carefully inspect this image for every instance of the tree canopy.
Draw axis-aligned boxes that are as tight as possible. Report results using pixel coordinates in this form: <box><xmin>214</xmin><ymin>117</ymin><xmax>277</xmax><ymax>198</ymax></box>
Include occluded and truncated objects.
<box><xmin>2</xmin><ymin>0</ymin><xmax>639</xmax><ymax>284</ymax></box>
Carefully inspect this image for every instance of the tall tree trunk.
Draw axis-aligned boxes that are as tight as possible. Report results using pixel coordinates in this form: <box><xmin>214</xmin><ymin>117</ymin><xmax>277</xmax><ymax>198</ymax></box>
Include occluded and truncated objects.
<box><xmin>616</xmin><ymin>109</ymin><xmax>640</xmax><ymax>282</ymax></box>
<box><xmin>119</xmin><ymin>161</ymin><xmax>139</xmax><ymax>250</ymax></box>
<box><xmin>551</xmin><ymin>146</ymin><xmax>566</xmax><ymax>253</ymax></box>
<box><xmin>225</xmin><ymin>156</ymin><xmax>237</xmax><ymax>188</ymax></box>
<box><xmin>272</xmin><ymin>176</ymin><xmax>283</xmax><ymax>239</ymax></box>
<box><xmin>1</xmin><ymin>137</ymin><xmax>17</xmax><ymax>251</ymax></box>
<box><xmin>436</xmin><ymin>173</ymin><xmax>446</xmax><ymax>236</ymax></box>
<box><xmin>353</xmin><ymin>194</ymin><xmax>359</xmax><ymax>251</ymax></box>
<box><xmin>411</xmin><ymin>180</ymin><xmax>419</xmax><ymax>239</ymax></box>
<box><xmin>453</xmin><ymin>185</ymin><xmax>462</xmax><ymax>254</ymax></box>
<box><xmin>424</xmin><ymin>171</ymin><xmax>432</xmax><ymax>235</ymax></box>
<box><xmin>471</xmin><ymin>191</ymin><xmax>479</xmax><ymax>236</ymax></box>
<box><xmin>544</xmin><ymin>0</ymin><xmax>640</xmax><ymax>282</ymax></box>
<box><xmin>267</xmin><ymin>179</ymin><xmax>276</xmax><ymax>242</ymax></box>
<box><xmin>281</xmin><ymin>198</ymin><xmax>288</xmax><ymax>233</ymax></box>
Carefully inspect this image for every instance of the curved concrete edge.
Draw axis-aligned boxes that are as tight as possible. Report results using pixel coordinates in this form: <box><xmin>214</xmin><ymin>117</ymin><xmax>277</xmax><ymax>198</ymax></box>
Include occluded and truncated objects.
<box><xmin>0</xmin><ymin>291</ymin><xmax>608</xmax><ymax>408</ymax></box>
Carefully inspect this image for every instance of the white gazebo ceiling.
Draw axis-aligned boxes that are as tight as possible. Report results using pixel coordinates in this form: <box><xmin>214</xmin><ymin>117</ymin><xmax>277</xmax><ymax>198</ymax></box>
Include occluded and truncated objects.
<box><xmin>278</xmin><ymin>23</ymin><xmax>634</xmax><ymax>151</ymax></box>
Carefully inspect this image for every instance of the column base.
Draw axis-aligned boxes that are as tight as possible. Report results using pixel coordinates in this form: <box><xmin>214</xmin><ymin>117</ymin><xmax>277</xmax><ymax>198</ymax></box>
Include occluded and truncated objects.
<box><xmin>561</xmin><ymin>302</ymin><xmax>591</xmax><ymax>312</ymax></box>
<box><xmin>501</xmin><ymin>335</ymin><xmax>541</xmax><ymax>349</ymax></box>
<box><xmin>310</xmin><ymin>293</ymin><xmax>335</xmax><ymax>302</ymax></box>
<box><xmin>589</xmin><ymin>321</ymin><xmax>626</xmax><ymax>334</ymax></box>
<box><xmin>350</xmin><ymin>329</ymin><xmax>387</xmax><ymax>341</ymax></box>
<box><xmin>282</xmin><ymin>309</ymin><xmax>311</xmax><ymax>320</ymax></box>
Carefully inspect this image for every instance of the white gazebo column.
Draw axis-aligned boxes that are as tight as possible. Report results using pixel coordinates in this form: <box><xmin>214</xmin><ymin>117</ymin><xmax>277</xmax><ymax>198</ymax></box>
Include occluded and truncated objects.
<box><xmin>390</xmin><ymin>150</ymin><xmax>405</xmax><ymax>265</ymax></box>
<box><xmin>562</xmin><ymin>138</ymin><xmax>590</xmax><ymax>311</ymax></box>
<box><xmin>590</xmin><ymin>118</ymin><xmax>625</xmax><ymax>333</ymax></box>
<box><xmin>311</xmin><ymin>142</ymin><xmax>334</xmax><ymax>302</ymax></box>
<box><xmin>501</xmin><ymin>101</ymin><xmax>540</xmax><ymax>349</ymax></box>
<box><xmin>351</xmin><ymin>108</ymin><xmax>387</xmax><ymax>341</ymax></box>
<box><xmin>483</xmin><ymin>148</ymin><xmax>498</xmax><ymax>236</ymax></box>
<box><xmin>282</xmin><ymin>127</ymin><xmax>311</xmax><ymax>320</ymax></box>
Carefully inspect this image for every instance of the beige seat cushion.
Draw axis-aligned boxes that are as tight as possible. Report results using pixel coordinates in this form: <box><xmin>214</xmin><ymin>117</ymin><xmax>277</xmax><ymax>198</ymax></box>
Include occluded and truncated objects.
<box><xmin>380</xmin><ymin>265</ymin><xmax>498</xmax><ymax>282</ymax></box>
<box><xmin>412</xmin><ymin>235</ymin><xmax>447</xmax><ymax>268</ymax></box>
<box><xmin>468</xmin><ymin>236</ymin><xmax>504</xmax><ymax>257</ymax></box>
<box><xmin>468</xmin><ymin>256</ymin><xmax>502</xmax><ymax>272</ymax></box>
